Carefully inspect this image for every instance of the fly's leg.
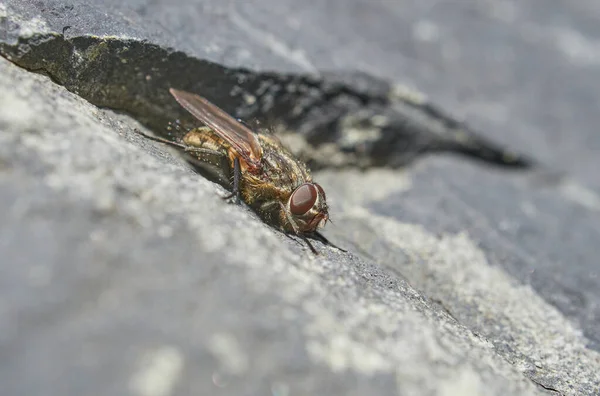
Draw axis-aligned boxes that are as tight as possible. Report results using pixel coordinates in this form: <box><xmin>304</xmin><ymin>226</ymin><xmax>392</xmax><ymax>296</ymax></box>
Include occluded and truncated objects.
<box><xmin>298</xmin><ymin>234</ymin><xmax>317</xmax><ymax>254</ymax></box>
<box><xmin>282</xmin><ymin>232</ymin><xmax>318</xmax><ymax>254</ymax></box>
<box><xmin>133</xmin><ymin>129</ymin><xmax>221</xmax><ymax>157</ymax></box>
<box><xmin>134</xmin><ymin>129</ymin><xmax>185</xmax><ymax>147</ymax></box>
<box><xmin>260</xmin><ymin>200</ymin><xmax>317</xmax><ymax>253</ymax></box>
<box><xmin>310</xmin><ymin>231</ymin><xmax>347</xmax><ymax>253</ymax></box>
<box><xmin>134</xmin><ymin>129</ymin><xmax>235</xmax><ymax>200</ymax></box>
<box><xmin>275</xmin><ymin>201</ymin><xmax>318</xmax><ymax>254</ymax></box>
<box><xmin>222</xmin><ymin>157</ymin><xmax>241</xmax><ymax>205</ymax></box>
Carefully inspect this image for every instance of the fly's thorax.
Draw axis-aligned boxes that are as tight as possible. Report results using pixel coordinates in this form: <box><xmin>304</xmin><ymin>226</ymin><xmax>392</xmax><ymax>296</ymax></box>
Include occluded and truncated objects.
<box><xmin>286</xmin><ymin>182</ymin><xmax>329</xmax><ymax>233</ymax></box>
<box><xmin>258</xmin><ymin>135</ymin><xmax>312</xmax><ymax>192</ymax></box>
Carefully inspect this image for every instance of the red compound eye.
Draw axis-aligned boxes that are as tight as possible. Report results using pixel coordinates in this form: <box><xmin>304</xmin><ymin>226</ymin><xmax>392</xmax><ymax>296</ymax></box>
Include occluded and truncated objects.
<box><xmin>315</xmin><ymin>183</ymin><xmax>326</xmax><ymax>201</ymax></box>
<box><xmin>290</xmin><ymin>183</ymin><xmax>318</xmax><ymax>215</ymax></box>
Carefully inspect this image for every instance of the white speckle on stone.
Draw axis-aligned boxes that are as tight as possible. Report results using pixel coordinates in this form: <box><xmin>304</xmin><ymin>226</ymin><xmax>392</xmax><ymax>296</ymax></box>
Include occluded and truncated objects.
<box><xmin>19</xmin><ymin>18</ymin><xmax>52</xmax><ymax>37</ymax></box>
<box><xmin>207</xmin><ymin>333</ymin><xmax>249</xmax><ymax>375</ymax></box>
<box><xmin>0</xmin><ymin>4</ymin><xmax>51</xmax><ymax>37</ymax></box>
<box><xmin>129</xmin><ymin>346</ymin><xmax>184</xmax><ymax>396</ymax></box>
<box><xmin>555</xmin><ymin>28</ymin><xmax>600</xmax><ymax>66</ymax></box>
<box><xmin>498</xmin><ymin>219</ymin><xmax>514</xmax><ymax>231</ymax></box>
<box><xmin>89</xmin><ymin>229</ymin><xmax>107</xmax><ymax>243</ymax></box>
<box><xmin>315</xmin><ymin>168</ymin><xmax>412</xmax><ymax>207</ymax></box>
<box><xmin>0</xmin><ymin>92</ymin><xmax>36</xmax><ymax>130</ymax></box>
<box><xmin>412</xmin><ymin>20</ymin><xmax>440</xmax><ymax>42</ymax></box>
<box><xmin>157</xmin><ymin>224</ymin><xmax>174</xmax><ymax>238</ymax></box>
<box><xmin>520</xmin><ymin>201</ymin><xmax>538</xmax><ymax>217</ymax></box>
<box><xmin>389</xmin><ymin>84</ymin><xmax>427</xmax><ymax>105</ymax></box>
<box><xmin>560</xmin><ymin>180</ymin><xmax>600</xmax><ymax>211</ymax></box>
<box><xmin>370</xmin><ymin>114</ymin><xmax>389</xmax><ymax>128</ymax></box>
<box><xmin>27</xmin><ymin>264</ymin><xmax>52</xmax><ymax>286</ymax></box>
<box><xmin>489</xmin><ymin>2</ymin><xmax>518</xmax><ymax>23</ymax></box>
<box><xmin>228</xmin><ymin>8</ymin><xmax>317</xmax><ymax>73</ymax></box>
<box><xmin>270</xmin><ymin>381</ymin><xmax>290</xmax><ymax>396</ymax></box>
<box><xmin>211</xmin><ymin>371</ymin><xmax>229</xmax><ymax>388</ymax></box>
<box><xmin>243</xmin><ymin>93</ymin><xmax>256</xmax><ymax>105</ymax></box>
<box><xmin>438</xmin><ymin>367</ymin><xmax>483</xmax><ymax>396</ymax></box>
<box><xmin>338</xmin><ymin>124</ymin><xmax>382</xmax><ymax>147</ymax></box>
<box><xmin>306</xmin><ymin>333</ymin><xmax>391</xmax><ymax>374</ymax></box>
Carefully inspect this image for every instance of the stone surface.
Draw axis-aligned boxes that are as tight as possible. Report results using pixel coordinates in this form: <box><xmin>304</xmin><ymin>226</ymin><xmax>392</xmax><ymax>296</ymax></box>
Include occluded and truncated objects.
<box><xmin>1</xmin><ymin>1</ymin><xmax>600</xmax><ymax>395</ymax></box>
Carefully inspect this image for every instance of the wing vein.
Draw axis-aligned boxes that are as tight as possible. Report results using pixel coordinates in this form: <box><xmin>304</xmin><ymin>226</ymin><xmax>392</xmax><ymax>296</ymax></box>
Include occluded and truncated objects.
<box><xmin>169</xmin><ymin>88</ymin><xmax>263</xmax><ymax>168</ymax></box>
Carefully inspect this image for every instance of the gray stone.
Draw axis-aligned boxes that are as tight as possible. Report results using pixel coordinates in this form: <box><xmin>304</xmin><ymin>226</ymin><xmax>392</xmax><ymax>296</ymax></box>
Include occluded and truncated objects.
<box><xmin>1</xmin><ymin>1</ymin><xmax>600</xmax><ymax>395</ymax></box>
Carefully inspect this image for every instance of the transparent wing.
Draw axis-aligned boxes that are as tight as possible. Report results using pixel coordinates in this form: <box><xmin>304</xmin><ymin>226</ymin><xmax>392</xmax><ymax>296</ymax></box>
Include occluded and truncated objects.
<box><xmin>169</xmin><ymin>88</ymin><xmax>262</xmax><ymax>165</ymax></box>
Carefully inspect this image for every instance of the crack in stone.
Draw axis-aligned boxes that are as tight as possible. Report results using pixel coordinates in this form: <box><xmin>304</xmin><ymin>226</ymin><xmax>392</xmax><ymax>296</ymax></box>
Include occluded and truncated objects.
<box><xmin>0</xmin><ymin>30</ymin><xmax>535</xmax><ymax>171</ymax></box>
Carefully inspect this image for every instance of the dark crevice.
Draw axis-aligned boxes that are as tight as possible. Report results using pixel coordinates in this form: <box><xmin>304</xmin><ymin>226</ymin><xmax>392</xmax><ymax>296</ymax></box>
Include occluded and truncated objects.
<box><xmin>0</xmin><ymin>32</ymin><xmax>535</xmax><ymax>171</ymax></box>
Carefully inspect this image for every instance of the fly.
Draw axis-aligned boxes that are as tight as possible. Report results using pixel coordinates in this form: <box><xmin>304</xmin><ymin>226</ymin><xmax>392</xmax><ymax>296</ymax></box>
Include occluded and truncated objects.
<box><xmin>135</xmin><ymin>88</ymin><xmax>339</xmax><ymax>254</ymax></box>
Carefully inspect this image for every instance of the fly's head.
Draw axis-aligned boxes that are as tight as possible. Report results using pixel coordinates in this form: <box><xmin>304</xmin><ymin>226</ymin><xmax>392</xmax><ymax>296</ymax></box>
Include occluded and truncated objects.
<box><xmin>288</xmin><ymin>182</ymin><xmax>329</xmax><ymax>233</ymax></box>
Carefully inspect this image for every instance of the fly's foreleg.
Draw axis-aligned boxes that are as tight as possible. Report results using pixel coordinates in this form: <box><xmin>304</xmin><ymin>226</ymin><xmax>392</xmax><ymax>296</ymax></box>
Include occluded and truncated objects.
<box><xmin>276</xmin><ymin>201</ymin><xmax>318</xmax><ymax>254</ymax></box>
<box><xmin>222</xmin><ymin>157</ymin><xmax>241</xmax><ymax>205</ymax></box>
<box><xmin>309</xmin><ymin>231</ymin><xmax>347</xmax><ymax>253</ymax></box>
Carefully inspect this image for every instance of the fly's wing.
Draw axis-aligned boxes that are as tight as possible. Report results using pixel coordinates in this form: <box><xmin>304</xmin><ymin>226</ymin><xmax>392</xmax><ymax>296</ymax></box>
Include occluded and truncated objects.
<box><xmin>169</xmin><ymin>88</ymin><xmax>263</xmax><ymax>169</ymax></box>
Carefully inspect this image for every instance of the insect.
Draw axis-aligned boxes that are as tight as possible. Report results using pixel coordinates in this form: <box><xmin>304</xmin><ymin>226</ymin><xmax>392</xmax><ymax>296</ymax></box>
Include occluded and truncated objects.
<box><xmin>135</xmin><ymin>88</ymin><xmax>336</xmax><ymax>254</ymax></box>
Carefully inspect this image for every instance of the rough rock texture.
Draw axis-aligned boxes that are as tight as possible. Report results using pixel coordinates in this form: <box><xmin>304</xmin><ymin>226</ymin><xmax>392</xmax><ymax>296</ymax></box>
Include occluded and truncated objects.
<box><xmin>1</xmin><ymin>1</ymin><xmax>600</xmax><ymax>395</ymax></box>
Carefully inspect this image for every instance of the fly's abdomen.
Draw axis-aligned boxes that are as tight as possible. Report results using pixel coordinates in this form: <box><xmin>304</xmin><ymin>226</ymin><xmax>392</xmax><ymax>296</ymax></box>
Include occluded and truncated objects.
<box><xmin>181</xmin><ymin>127</ymin><xmax>233</xmax><ymax>189</ymax></box>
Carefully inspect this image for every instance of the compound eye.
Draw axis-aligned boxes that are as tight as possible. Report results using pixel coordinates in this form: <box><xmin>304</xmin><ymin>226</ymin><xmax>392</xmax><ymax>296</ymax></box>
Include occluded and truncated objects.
<box><xmin>290</xmin><ymin>183</ymin><xmax>318</xmax><ymax>215</ymax></box>
<box><xmin>315</xmin><ymin>183</ymin><xmax>326</xmax><ymax>200</ymax></box>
